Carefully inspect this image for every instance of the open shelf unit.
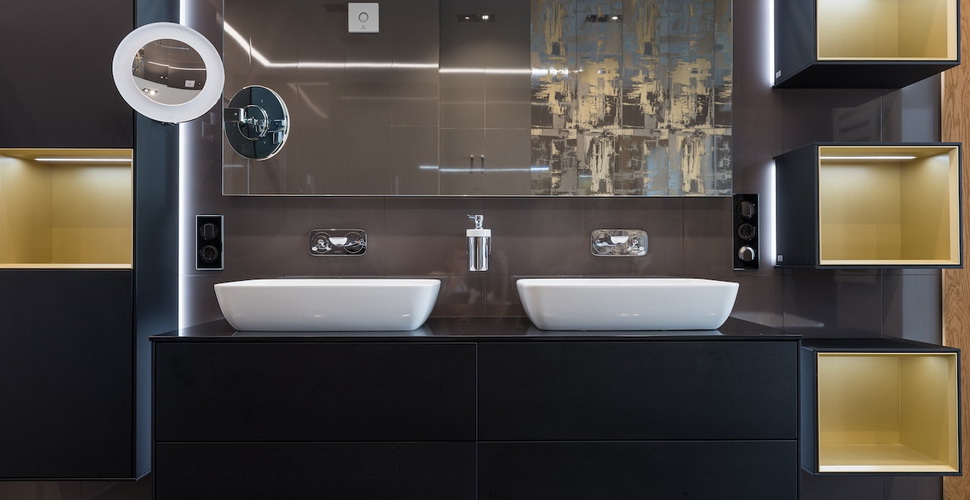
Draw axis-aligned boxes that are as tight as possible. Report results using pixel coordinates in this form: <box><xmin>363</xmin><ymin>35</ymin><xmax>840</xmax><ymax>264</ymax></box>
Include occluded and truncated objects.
<box><xmin>775</xmin><ymin>143</ymin><xmax>961</xmax><ymax>268</ymax></box>
<box><xmin>0</xmin><ymin>148</ymin><xmax>132</xmax><ymax>269</ymax></box>
<box><xmin>774</xmin><ymin>0</ymin><xmax>959</xmax><ymax>88</ymax></box>
<box><xmin>801</xmin><ymin>339</ymin><xmax>961</xmax><ymax>475</ymax></box>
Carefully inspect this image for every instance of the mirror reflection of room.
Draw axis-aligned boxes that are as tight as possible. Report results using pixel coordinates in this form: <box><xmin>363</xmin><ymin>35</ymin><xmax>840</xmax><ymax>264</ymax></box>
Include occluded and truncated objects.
<box><xmin>132</xmin><ymin>38</ymin><xmax>207</xmax><ymax>105</ymax></box>
<box><xmin>222</xmin><ymin>0</ymin><xmax>733</xmax><ymax>197</ymax></box>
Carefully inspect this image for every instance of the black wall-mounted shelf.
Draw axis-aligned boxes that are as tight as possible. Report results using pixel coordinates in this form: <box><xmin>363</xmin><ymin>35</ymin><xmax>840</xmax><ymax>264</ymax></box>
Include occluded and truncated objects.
<box><xmin>774</xmin><ymin>143</ymin><xmax>962</xmax><ymax>268</ymax></box>
<box><xmin>801</xmin><ymin>339</ymin><xmax>961</xmax><ymax>475</ymax></box>
<box><xmin>773</xmin><ymin>0</ymin><xmax>959</xmax><ymax>88</ymax></box>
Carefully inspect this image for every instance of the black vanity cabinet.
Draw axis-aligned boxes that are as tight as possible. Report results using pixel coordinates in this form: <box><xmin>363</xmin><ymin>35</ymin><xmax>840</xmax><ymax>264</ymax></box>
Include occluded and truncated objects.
<box><xmin>153</xmin><ymin>341</ymin><xmax>478</xmax><ymax>500</ymax></box>
<box><xmin>478</xmin><ymin>341</ymin><xmax>799</xmax><ymax>500</ymax></box>
<box><xmin>153</xmin><ymin>328</ymin><xmax>799</xmax><ymax>500</ymax></box>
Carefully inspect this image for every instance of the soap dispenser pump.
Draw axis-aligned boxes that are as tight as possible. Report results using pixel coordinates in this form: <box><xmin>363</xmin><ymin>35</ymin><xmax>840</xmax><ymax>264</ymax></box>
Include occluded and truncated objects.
<box><xmin>466</xmin><ymin>214</ymin><xmax>491</xmax><ymax>272</ymax></box>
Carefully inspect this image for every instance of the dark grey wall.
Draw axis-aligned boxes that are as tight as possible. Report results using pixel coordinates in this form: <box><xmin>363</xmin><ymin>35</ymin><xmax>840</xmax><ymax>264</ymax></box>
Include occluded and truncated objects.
<box><xmin>179</xmin><ymin>2</ymin><xmax>945</xmax><ymax>499</ymax></box>
<box><xmin>183</xmin><ymin>0</ymin><xmax>944</xmax><ymax>341</ymax></box>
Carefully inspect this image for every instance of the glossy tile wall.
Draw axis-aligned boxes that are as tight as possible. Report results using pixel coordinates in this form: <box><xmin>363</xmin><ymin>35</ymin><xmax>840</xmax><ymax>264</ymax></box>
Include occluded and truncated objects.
<box><xmin>180</xmin><ymin>1</ymin><xmax>945</xmax><ymax>499</ymax></box>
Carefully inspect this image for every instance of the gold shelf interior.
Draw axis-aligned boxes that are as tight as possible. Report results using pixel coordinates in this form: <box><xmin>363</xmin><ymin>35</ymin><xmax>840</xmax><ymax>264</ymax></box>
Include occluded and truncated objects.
<box><xmin>817</xmin><ymin>0</ymin><xmax>957</xmax><ymax>61</ymax></box>
<box><xmin>0</xmin><ymin>148</ymin><xmax>133</xmax><ymax>269</ymax></box>
<box><xmin>817</xmin><ymin>145</ymin><xmax>960</xmax><ymax>266</ymax></box>
<box><xmin>817</xmin><ymin>352</ymin><xmax>959</xmax><ymax>473</ymax></box>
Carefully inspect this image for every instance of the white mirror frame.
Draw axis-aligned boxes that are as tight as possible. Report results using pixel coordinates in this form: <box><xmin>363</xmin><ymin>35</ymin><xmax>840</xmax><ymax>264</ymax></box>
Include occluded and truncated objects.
<box><xmin>112</xmin><ymin>22</ymin><xmax>224</xmax><ymax>124</ymax></box>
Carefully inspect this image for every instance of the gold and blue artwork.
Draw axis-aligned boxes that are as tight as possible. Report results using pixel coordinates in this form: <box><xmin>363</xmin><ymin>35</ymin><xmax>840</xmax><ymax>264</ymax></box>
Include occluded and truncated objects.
<box><xmin>530</xmin><ymin>0</ymin><xmax>732</xmax><ymax>195</ymax></box>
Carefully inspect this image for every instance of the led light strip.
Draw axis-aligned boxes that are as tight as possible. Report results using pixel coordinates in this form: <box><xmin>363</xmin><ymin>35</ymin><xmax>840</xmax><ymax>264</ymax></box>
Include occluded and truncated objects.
<box><xmin>179</xmin><ymin>0</ymin><xmax>187</xmax><ymax>329</ymax></box>
<box><xmin>34</xmin><ymin>158</ymin><xmax>131</xmax><ymax>163</ymax></box>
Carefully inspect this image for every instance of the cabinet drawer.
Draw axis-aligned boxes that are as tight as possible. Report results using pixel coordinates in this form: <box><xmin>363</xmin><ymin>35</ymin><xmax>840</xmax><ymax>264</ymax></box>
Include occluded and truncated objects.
<box><xmin>154</xmin><ymin>342</ymin><xmax>476</xmax><ymax>442</ymax></box>
<box><xmin>479</xmin><ymin>341</ymin><xmax>797</xmax><ymax>440</ymax></box>
<box><xmin>479</xmin><ymin>441</ymin><xmax>798</xmax><ymax>500</ymax></box>
<box><xmin>155</xmin><ymin>442</ymin><xmax>476</xmax><ymax>500</ymax></box>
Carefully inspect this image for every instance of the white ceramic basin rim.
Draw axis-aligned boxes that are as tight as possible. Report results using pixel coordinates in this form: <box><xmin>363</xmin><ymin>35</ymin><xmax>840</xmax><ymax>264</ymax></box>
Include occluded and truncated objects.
<box><xmin>214</xmin><ymin>278</ymin><xmax>440</xmax><ymax>331</ymax></box>
<box><xmin>516</xmin><ymin>278</ymin><xmax>739</xmax><ymax>331</ymax></box>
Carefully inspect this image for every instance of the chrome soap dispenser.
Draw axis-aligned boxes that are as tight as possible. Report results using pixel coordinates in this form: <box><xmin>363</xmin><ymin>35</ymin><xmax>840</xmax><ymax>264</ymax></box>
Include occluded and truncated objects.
<box><xmin>466</xmin><ymin>214</ymin><xmax>491</xmax><ymax>272</ymax></box>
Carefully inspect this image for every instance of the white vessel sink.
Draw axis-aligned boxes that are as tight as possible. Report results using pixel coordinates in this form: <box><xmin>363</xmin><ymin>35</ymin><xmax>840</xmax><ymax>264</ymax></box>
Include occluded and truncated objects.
<box><xmin>516</xmin><ymin>278</ymin><xmax>739</xmax><ymax>331</ymax></box>
<box><xmin>214</xmin><ymin>279</ymin><xmax>440</xmax><ymax>331</ymax></box>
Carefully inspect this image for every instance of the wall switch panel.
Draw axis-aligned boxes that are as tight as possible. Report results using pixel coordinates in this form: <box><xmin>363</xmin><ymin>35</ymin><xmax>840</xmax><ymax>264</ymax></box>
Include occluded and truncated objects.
<box><xmin>733</xmin><ymin>194</ymin><xmax>759</xmax><ymax>270</ymax></box>
<box><xmin>348</xmin><ymin>3</ymin><xmax>379</xmax><ymax>33</ymax></box>
<box><xmin>196</xmin><ymin>215</ymin><xmax>224</xmax><ymax>270</ymax></box>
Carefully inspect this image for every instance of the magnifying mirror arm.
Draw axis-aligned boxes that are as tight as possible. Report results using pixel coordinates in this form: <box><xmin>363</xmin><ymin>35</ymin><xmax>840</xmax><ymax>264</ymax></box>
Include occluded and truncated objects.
<box><xmin>269</xmin><ymin>119</ymin><xmax>287</xmax><ymax>144</ymax></box>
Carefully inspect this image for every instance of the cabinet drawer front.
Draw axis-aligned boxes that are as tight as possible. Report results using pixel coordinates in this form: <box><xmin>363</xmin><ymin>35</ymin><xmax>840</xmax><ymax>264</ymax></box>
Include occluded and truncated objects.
<box><xmin>479</xmin><ymin>441</ymin><xmax>797</xmax><ymax>500</ymax></box>
<box><xmin>155</xmin><ymin>442</ymin><xmax>476</xmax><ymax>500</ymax></box>
<box><xmin>155</xmin><ymin>342</ymin><xmax>476</xmax><ymax>441</ymax></box>
<box><xmin>0</xmin><ymin>270</ymin><xmax>133</xmax><ymax>479</ymax></box>
<box><xmin>479</xmin><ymin>341</ymin><xmax>797</xmax><ymax>440</ymax></box>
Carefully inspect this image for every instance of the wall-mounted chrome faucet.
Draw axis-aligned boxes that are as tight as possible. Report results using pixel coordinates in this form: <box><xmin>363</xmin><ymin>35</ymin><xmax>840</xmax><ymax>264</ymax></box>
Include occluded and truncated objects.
<box><xmin>309</xmin><ymin>229</ymin><xmax>366</xmax><ymax>255</ymax></box>
<box><xmin>591</xmin><ymin>229</ymin><xmax>648</xmax><ymax>256</ymax></box>
<box><xmin>466</xmin><ymin>214</ymin><xmax>491</xmax><ymax>271</ymax></box>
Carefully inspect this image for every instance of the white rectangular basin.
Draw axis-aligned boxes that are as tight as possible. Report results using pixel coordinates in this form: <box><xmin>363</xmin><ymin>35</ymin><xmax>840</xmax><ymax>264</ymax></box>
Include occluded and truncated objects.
<box><xmin>516</xmin><ymin>278</ymin><xmax>739</xmax><ymax>331</ymax></box>
<box><xmin>214</xmin><ymin>279</ymin><xmax>440</xmax><ymax>331</ymax></box>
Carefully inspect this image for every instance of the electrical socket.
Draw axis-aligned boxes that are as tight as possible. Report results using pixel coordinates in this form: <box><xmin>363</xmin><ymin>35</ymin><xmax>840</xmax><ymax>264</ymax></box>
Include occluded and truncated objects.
<box><xmin>196</xmin><ymin>215</ymin><xmax>224</xmax><ymax>270</ymax></box>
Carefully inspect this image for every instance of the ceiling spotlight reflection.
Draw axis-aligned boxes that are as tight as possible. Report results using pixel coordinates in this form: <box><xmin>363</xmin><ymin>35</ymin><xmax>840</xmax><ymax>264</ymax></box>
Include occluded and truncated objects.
<box><xmin>457</xmin><ymin>13</ymin><xmax>495</xmax><ymax>22</ymax></box>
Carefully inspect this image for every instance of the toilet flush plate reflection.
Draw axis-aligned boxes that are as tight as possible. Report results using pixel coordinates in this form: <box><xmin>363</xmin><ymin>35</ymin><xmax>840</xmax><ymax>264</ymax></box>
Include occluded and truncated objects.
<box><xmin>349</xmin><ymin>3</ymin><xmax>379</xmax><ymax>33</ymax></box>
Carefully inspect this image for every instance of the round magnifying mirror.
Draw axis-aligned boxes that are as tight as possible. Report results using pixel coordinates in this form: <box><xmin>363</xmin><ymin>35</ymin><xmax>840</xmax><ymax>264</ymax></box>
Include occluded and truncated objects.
<box><xmin>132</xmin><ymin>38</ymin><xmax>207</xmax><ymax>106</ymax></box>
<box><xmin>113</xmin><ymin>22</ymin><xmax>224</xmax><ymax>123</ymax></box>
<box><xmin>224</xmin><ymin>85</ymin><xmax>290</xmax><ymax>161</ymax></box>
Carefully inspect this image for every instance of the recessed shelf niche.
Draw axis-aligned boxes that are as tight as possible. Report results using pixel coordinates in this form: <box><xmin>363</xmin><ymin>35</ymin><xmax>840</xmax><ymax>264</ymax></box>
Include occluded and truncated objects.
<box><xmin>0</xmin><ymin>148</ymin><xmax>132</xmax><ymax>268</ymax></box>
<box><xmin>801</xmin><ymin>340</ymin><xmax>960</xmax><ymax>474</ymax></box>
<box><xmin>775</xmin><ymin>143</ymin><xmax>961</xmax><ymax>268</ymax></box>
<box><xmin>774</xmin><ymin>0</ymin><xmax>958</xmax><ymax>88</ymax></box>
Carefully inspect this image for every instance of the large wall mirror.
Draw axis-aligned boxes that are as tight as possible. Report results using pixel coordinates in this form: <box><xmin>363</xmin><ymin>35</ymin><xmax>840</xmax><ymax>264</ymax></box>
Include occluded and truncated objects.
<box><xmin>222</xmin><ymin>0</ymin><xmax>732</xmax><ymax>196</ymax></box>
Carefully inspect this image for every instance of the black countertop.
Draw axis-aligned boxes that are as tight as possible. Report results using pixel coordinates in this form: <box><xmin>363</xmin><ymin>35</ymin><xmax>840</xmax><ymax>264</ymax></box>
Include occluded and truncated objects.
<box><xmin>151</xmin><ymin>316</ymin><xmax>799</xmax><ymax>342</ymax></box>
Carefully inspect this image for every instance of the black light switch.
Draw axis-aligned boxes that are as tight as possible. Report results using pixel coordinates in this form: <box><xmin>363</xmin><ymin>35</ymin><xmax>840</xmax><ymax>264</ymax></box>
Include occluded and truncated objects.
<box><xmin>733</xmin><ymin>194</ymin><xmax>759</xmax><ymax>270</ymax></box>
<box><xmin>196</xmin><ymin>215</ymin><xmax>224</xmax><ymax>270</ymax></box>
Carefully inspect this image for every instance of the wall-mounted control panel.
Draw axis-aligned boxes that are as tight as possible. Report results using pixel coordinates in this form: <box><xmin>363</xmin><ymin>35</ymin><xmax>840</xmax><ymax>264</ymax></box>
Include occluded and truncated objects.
<box><xmin>348</xmin><ymin>3</ymin><xmax>379</xmax><ymax>33</ymax></box>
<box><xmin>733</xmin><ymin>194</ymin><xmax>759</xmax><ymax>270</ymax></box>
<box><xmin>196</xmin><ymin>215</ymin><xmax>224</xmax><ymax>270</ymax></box>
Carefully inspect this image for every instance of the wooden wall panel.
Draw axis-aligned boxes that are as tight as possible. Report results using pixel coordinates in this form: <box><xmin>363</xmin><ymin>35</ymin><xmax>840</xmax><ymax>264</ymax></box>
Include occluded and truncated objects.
<box><xmin>942</xmin><ymin>1</ymin><xmax>970</xmax><ymax>498</ymax></box>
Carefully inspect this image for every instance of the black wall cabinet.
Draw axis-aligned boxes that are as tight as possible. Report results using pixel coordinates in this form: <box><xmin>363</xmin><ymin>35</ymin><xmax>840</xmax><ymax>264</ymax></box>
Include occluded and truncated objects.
<box><xmin>0</xmin><ymin>0</ymin><xmax>134</xmax><ymax>147</ymax></box>
<box><xmin>0</xmin><ymin>0</ymin><xmax>179</xmax><ymax>478</ymax></box>
<box><xmin>0</xmin><ymin>270</ymin><xmax>133</xmax><ymax>479</ymax></box>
